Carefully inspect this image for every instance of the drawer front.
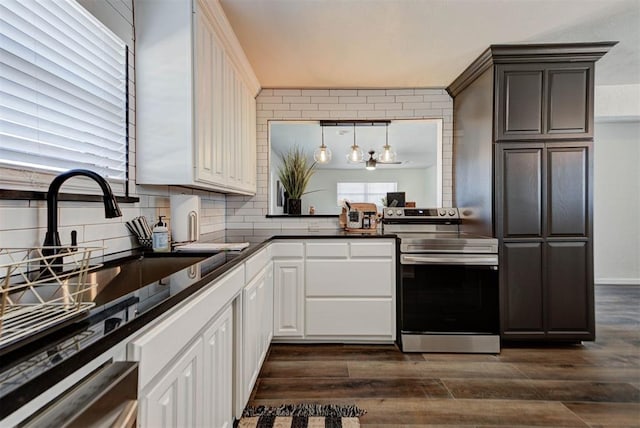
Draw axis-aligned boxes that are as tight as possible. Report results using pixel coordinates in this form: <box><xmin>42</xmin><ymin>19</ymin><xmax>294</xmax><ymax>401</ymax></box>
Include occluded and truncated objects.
<box><xmin>350</xmin><ymin>241</ymin><xmax>394</xmax><ymax>258</ymax></box>
<box><xmin>306</xmin><ymin>298</ymin><xmax>393</xmax><ymax>336</ymax></box>
<box><xmin>245</xmin><ymin>248</ymin><xmax>269</xmax><ymax>282</ymax></box>
<box><xmin>306</xmin><ymin>242</ymin><xmax>349</xmax><ymax>258</ymax></box>
<box><xmin>306</xmin><ymin>259</ymin><xmax>393</xmax><ymax>296</ymax></box>
<box><xmin>271</xmin><ymin>242</ymin><xmax>304</xmax><ymax>258</ymax></box>
<box><xmin>129</xmin><ymin>265</ymin><xmax>244</xmax><ymax>387</ymax></box>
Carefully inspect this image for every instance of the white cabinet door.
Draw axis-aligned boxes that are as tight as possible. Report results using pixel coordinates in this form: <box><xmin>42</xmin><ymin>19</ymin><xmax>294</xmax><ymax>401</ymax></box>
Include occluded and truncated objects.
<box><xmin>273</xmin><ymin>260</ymin><xmax>304</xmax><ymax>337</ymax></box>
<box><xmin>141</xmin><ymin>338</ymin><xmax>203</xmax><ymax>428</ymax></box>
<box><xmin>134</xmin><ymin>0</ymin><xmax>257</xmax><ymax>195</ymax></box>
<box><xmin>195</xmin><ymin>9</ymin><xmax>225</xmax><ymax>186</ymax></box>
<box><xmin>257</xmin><ymin>263</ymin><xmax>274</xmax><ymax>364</ymax></box>
<box><xmin>242</xmin><ymin>272</ymin><xmax>260</xmax><ymax>401</ymax></box>
<box><xmin>203</xmin><ymin>306</ymin><xmax>233</xmax><ymax>428</ymax></box>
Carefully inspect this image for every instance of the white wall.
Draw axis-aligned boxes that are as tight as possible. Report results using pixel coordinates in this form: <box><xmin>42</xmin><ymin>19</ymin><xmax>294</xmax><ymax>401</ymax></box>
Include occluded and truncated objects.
<box><xmin>227</xmin><ymin>88</ymin><xmax>453</xmax><ymax>229</ymax></box>
<box><xmin>594</xmin><ymin>120</ymin><xmax>640</xmax><ymax>285</ymax></box>
<box><xmin>0</xmin><ymin>0</ymin><xmax>226</xmax><ymax>257</ymax></box>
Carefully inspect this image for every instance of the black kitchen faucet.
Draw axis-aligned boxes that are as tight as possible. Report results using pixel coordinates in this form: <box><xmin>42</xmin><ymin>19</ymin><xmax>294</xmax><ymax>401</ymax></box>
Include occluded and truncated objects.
<box><xmin>43</xmin><ymin>169</ymin><xmax>122</xmax><ymax>257</ymax></box>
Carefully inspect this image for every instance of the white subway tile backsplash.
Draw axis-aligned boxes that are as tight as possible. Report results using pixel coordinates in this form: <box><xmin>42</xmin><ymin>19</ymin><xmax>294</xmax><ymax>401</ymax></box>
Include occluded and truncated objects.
<box><xmin>257</xmin><ymin>96</ymin><xmax>284</xmax><ymax>103</ymax></box>
<box><xmin>273</xmin><ymin>110</ymin><xmax>302</xmax><ymax>118</ymax></box>
<box><xmin>301</xmin><ymin>89</ymin><xmax>330</xmax><ymax>96</ymax></box>
<box><xmin>373</xmin><ymin>103</ymin><xmax>402</xmax><ymax>110</ymax></box>
<box><xmin>273</xmin><ymin>89</ymin><xmax>302</xmax><ymax>96</ymax></box>
<box><xmin>338</xmin><ymin>96</ymin><xmax>367</xmax><ymax>104</ymax></box>
<box><xmin>329</xmin><ymin>89</ymin><xmax>357</xmax><ymax>96</ymax></box>
<box><xmin>290</xmin><ymin>103</ymin><xmax>319</xmax><ymax>110</ymax></box>
<box><xmin>367</xmin><ymin>96</ymin><xmax>395</xmax><ymax>103</ymax></box>
<box><xmin>386</xmin><ymin>89</ymin><xmax>415</xmax><ymax>95</ymax></box>
<box><xmin>282</xmin><ymin>96</ymin><xmax>310</xmax><ymax>103</ymax></box>
<box><xmin>311</xmin><ymin>96</ymin><xmax>339</xmax><ymax>104</ymax></box>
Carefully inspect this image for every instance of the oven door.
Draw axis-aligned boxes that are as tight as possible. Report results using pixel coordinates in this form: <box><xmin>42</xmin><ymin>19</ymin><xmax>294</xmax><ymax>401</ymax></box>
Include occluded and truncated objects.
<box><xmin>399</xmin><ymin>255</ymin><xmax>499</xmax><ymax>336</ymax></box>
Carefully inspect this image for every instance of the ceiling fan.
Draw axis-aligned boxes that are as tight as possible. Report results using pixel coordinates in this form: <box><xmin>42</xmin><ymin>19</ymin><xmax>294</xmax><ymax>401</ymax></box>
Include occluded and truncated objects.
<box><xmin>364</xmin><ymin>149</ymin><xmax>402</xmax><ymax>170</ymax></box>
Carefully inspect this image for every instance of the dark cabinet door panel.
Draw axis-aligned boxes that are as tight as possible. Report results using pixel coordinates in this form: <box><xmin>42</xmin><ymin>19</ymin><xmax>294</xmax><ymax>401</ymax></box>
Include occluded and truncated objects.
<box><xmin>547</xmin><ymin>67</ymin><xmax>590</xmax><ymax>134</ymax></box>
<box><xmin>500</xmin><ymin>147</ymin><xmax>543</xmax><ymax>237</ymax></box>
<box><xmin>547</xmin><ymin>146</ymin><xmax>588</xmax><ymax>237</ymax></box>
<box><xmin>546</xmin><ymin>241</ymin><xmax>592</xmax><ymax>335</ymax></box>
<box><xmin>499</xmin><ymin>70</ymin><xmax>544</xmax><ymax>138</ymax></box>
<box><xmin>501</xmin><ymin>242</ymin><xmax>544</xmax><ymax>333</ymax></box>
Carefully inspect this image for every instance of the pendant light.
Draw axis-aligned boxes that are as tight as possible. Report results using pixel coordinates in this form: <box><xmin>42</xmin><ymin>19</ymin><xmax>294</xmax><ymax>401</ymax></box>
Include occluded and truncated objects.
<box><xmin>346</xmin><ymin>123</ymin><xmax>363</xmax><ymax>162</ymax></box>
<box><xmin>313</xmin><ymin>125</ymin><xmax>332</xmax><ymax>164</ymax></box>
<box><xmin>379</xmin><ymin>123</ymin><xmax>396</xmax><ymax>163</ymax></box>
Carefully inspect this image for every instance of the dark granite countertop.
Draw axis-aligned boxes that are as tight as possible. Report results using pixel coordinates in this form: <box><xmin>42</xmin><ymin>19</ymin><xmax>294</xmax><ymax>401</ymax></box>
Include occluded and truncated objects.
<box><xmin>0</xmin><ymin>228</ymin><xmax>397</xmax><ymax>419</ymax></box>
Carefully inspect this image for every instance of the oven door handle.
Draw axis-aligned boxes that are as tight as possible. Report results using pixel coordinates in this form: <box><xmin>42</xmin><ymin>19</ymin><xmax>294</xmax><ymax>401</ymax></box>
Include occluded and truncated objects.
<box><xmin>401</xmin><ymin>254</ymin><xmax>498</xmax><ymax>266</ymax></box>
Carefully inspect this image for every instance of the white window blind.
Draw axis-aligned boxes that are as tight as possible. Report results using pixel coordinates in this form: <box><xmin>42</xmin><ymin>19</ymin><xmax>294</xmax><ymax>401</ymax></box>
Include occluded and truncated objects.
<box><xmin>0</xmin><ymin>0</ymin><xmax>127</xmax><ymax>191</ymax></box>
<box><xmin>337</xmin><ymin>182</ymin><xmax>397</xmax><ymax>207</ymax></box>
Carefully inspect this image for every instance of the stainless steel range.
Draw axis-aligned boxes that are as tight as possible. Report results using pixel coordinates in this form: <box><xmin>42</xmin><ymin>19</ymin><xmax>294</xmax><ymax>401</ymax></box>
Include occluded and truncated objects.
<box><xmin>383</xmin><ymin>208</ymin><xmax>500</xmax><ymax>353</ymax></box>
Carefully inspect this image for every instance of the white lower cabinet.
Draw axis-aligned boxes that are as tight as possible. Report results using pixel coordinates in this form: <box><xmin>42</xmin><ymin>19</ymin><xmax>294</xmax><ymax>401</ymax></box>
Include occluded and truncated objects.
<box><xmin>241</xmin><ymin>251</ymin><xmax>274</xmax><ymax>406</ymax></box>
<box><xmin>142</xmin><ymin>337</ymin><xmax>204</xmax><ymax>427</ymax></box>
<box><xmin>304</xmin><ymin>239</ymin><xmax>396</xmax><ymax>341</ymax></box>
<box><xmin>130</xmin><ymin>267</ymin><xmax>244</xmax><ymax>428</ymax></box>
<box><xmin>273</xmin><ymin>259</ymin><xmax>304</xmax><ymax>337</ymax></box>
<box><xmin>203</xmin><ymin>306</ymin><xmax>233</xmax><ymax>428</ymax></box>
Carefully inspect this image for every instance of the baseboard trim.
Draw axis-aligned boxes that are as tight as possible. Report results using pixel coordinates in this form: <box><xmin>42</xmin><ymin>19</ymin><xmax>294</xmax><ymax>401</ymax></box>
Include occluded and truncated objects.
<box><xmin>595</xmin><ymin>278</ymin><xmax>640</xmax><ymax>285</ymax></box>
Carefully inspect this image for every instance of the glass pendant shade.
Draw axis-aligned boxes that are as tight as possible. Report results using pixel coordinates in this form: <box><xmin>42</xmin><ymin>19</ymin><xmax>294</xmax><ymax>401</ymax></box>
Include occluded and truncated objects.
<box><xmin>313</xmin><ymin>144</ymin><xmax>331</xmax><ymax>163</ymax></box>
<box><xmin>346</xmin><ymin>123</ymin><xmax>363</xmax><ymax>162</ymax></box>
<box><xmin>380</xmin><ymin>144</ymin><xmax>396</xmax><ymax>163</ymax></box>
<box><xmin>314</xmin><ymin>126</ymin><xmax>331</xmax><ymax>164</ymax></box>
<box><xmin>347</xmin><ymin>144</ymin><xmax>363</xmax><ymax>162</ymax></box>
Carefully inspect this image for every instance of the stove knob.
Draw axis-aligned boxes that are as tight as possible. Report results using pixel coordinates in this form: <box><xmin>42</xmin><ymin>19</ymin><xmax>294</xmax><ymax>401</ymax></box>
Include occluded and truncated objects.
<box><xmin>386</xmin><ymin>209</ymin><xmax>394</xmax><ymax>216</ymax></box>
<box><xmin>448</xmin><ymin>209</ymin><xmax>456</xmax><ymax>216</ymax></box>
<box><xmin>439</xmin><ymin>209</ymin><xmax>446</xmax><ymax>216</ymax></box>
<box><xmin>396</xmin><ymin>209</ymin><xmax>403</xmax><ymax>216</ymax></box>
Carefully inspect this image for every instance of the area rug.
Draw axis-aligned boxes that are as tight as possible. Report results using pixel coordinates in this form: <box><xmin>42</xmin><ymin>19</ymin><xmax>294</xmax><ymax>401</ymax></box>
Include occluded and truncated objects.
<box><xmin>237</xmin><ymin>404</ymin><xmax>366</xmax><ymax>428</ymax></box>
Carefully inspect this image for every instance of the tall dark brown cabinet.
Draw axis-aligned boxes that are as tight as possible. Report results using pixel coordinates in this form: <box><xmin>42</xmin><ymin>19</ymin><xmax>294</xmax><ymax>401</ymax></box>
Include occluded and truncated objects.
<box><xmin>447</xmin><ymin>43</ymin><xmax>616</xmax><ymax>342</ymax></box>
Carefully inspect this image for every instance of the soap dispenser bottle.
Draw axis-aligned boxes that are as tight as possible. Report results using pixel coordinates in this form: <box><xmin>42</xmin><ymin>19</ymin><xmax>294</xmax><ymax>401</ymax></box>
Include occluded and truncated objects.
<box><xmin>152</xmin><ymin>215</ymin><xmax>170</xmax><ymax>252</ymax></box>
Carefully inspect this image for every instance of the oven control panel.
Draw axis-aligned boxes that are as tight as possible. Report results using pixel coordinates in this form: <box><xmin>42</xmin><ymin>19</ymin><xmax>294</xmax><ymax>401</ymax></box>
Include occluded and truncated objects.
<box><xmin>383</xmin><ymin>207</ymin><xmax>459</xmax><ymax>219</ymax></box>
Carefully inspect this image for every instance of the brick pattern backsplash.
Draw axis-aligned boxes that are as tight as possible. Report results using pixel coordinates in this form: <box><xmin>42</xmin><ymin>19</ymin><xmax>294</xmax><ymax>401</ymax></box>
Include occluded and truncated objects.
<box><xmin>227</xmin><ymin>88</ymin><xmax>453</xmax><ymax>230</ymax></box>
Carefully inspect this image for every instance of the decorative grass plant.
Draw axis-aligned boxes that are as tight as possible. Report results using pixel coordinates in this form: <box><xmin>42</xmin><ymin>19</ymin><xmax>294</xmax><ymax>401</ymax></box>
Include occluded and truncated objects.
<box><xmin>277</xmin><ymin>146</ymin><xmax>316</xmax><ymax>200</ymax></box>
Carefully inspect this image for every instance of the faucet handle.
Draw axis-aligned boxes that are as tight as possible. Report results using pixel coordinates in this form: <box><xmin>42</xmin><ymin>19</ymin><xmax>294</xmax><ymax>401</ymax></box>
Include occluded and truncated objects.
<box><xmin>70</xmin><ymin>230</ymin><xmax>78</xmax><ymax>252</ymax></box>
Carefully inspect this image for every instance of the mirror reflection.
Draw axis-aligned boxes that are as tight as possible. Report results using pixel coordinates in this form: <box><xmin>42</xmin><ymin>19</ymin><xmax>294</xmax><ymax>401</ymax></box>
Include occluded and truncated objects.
<box><xmin>269</xmin><ymin>119</ymin><xmax>442</xmax><ymax>215</ymax></box>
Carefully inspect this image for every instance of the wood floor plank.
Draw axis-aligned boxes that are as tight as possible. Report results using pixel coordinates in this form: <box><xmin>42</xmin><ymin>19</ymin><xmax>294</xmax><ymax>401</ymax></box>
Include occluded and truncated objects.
<box><xmin>260</xmin><ymin>360</ymin><xmax>350</xmax><ymax>378</ymax></box>
<box><xmin>253</xmin><ymin>377</ymin><xmax>450</xmax><ymax>399</ymax></box>
<box><xmin>444</xmin><ymin>378</ymin><xmax>640</xmax><ymax>403</ymax></box>
<box><xmin>347</xmin><ymin>360</ymin><xmax>524</xmax><ymax>379</ymax></box>
<box><xmin>563</xmin><ymin>402</ymin><xmax>640</xmax><ymax>427</ymax></box>
<box><xmin>354</xmin><ymin>398</ymin><xmax>589</xmax><ymax>426</ymax></box>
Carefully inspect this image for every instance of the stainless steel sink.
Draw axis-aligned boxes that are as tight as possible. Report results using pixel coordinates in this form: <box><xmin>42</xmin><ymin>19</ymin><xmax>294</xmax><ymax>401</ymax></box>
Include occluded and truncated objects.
<box><xmin>90</xmin><ymin>255</ymin><xmax>206</xmax><ymax>305</ymax></box>
<box><xmin>8</xmin><ymin>255</ymin><xmax>206</xmax><ymax>307</ymax></box>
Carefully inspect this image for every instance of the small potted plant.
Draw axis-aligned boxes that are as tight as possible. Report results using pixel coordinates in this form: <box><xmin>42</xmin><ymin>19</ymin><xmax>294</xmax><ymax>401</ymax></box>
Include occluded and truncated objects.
<box><xmin>277</xmin><ymin>146</ymin><xmax>316</xmax><ymax>215</ymax></box>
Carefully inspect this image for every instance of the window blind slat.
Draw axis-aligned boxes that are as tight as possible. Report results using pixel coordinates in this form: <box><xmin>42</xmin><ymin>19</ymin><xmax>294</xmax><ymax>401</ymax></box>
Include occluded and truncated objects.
<box><xmin>0</xmin><ymin>19</ymin><xmax>125</xmax><ymax>101</ymax></box>
<box><xmin>0</xmin><ymin>0</ymin><xmax>127</xmax><ymax>184</ymax></box>
<box><xmin>1</xmin><ymin>53</ymin><xmax>124</xmax><ymax>120</ymax></box>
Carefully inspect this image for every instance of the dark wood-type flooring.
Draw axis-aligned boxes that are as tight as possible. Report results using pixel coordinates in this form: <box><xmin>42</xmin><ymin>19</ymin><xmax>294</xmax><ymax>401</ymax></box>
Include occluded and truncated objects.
<box><xmin>247</xmin><ymin>285</ymin><xmax>640</xmax><ymax>427</ymax></box>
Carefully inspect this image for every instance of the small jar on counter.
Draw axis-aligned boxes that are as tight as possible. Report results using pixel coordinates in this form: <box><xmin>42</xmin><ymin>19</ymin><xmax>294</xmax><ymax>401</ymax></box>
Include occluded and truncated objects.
<box><xmin>309</xmin><ymin>205</ymin><xmax>315</xmax><ymax>215</ymax></box>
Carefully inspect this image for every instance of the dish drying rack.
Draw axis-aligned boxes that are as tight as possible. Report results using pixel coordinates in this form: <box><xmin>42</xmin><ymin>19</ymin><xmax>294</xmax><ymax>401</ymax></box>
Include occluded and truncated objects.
<box><xmin>0</xmin><ymin>246</ymin><xmax>103</xmax><ymax>348</ymax></box>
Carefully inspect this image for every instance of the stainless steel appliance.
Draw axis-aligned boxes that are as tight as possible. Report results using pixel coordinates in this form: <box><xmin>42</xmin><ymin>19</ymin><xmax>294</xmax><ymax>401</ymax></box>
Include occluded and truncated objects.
<box><xmin>383</xmin><ymin>208</ymin><xmax>500</xmax><ymax>353</ymax></box>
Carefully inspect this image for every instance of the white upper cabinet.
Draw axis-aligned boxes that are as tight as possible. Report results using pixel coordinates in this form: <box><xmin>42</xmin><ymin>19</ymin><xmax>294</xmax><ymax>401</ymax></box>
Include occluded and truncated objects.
<box><xmin>135</xmin><ymin>0</ymin><xmax>259</xmax><ymax>194</ymax></box>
